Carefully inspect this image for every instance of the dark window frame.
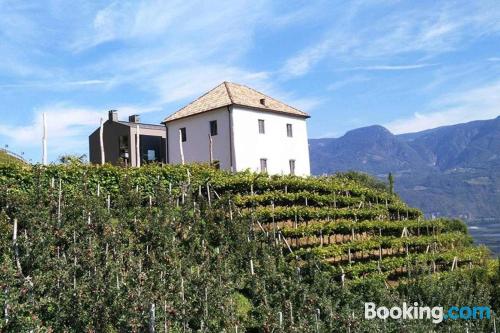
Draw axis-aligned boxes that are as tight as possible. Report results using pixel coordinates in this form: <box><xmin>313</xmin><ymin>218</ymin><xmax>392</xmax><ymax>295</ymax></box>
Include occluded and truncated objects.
<box><xmin>209</xmin><ymin>120</ymin><xmax>218</xmax><ymax>136</ymax></box>
<box><xmin>258</xmin><ymin>119</ymin><xmax>265</xmax><ymax>134</ymax></box>
<box><xmin>180</xmin><ymin>127</ymin><xmax>187</xmax><ymax>142</ymax></box>
<box><xmin>286</xmin><ymin>123</ymin><xmax>293</xmax><ymax>137</ymax></box>
<box><xmin>118</xmin><ymin>135</ymin><xmax>130</xmax><ymax>162</ymax></box>
<box><xmin>260</xmin><ymin>158</ymin><xmax>267</xmax><ymax>173</ymax></box>
<box><xmin>289</xmin><ymin>159</ymin><xmax>296</xmax><ymax>175</ymax></box>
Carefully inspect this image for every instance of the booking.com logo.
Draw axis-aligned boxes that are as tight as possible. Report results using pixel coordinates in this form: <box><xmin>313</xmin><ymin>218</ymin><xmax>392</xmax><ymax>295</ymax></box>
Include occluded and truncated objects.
<box><xmin>365</xmin><ymin>302</ymin><xmax>491</xmax><ymax>324</ymax></box>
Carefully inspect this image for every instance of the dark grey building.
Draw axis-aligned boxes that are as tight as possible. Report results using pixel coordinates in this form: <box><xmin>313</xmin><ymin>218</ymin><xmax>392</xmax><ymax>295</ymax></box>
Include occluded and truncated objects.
<box><xmin>89</xmin><ymin>110</ymin><xmax>166</xmax><ymax>166</ymax></box>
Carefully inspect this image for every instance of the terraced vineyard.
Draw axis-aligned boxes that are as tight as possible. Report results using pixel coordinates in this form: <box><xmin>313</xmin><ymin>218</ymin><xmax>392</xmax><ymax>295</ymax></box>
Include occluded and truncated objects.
<box><xmin>0</xmin><ymin>163</ymin><xmax>497</xmax><ymax>332</ymax></box>
<box><xmin>228</xmin><ymin>177</ymin><xmax>488</xmax><ymax>284</ymax></box>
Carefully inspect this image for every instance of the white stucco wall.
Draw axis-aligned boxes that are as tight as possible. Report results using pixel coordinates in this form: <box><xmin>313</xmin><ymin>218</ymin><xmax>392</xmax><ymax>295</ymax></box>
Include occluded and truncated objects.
<box><xmin>231</xmin><ymin>106</ymin><xmax>310</xmax><ymax>176</ymax></box>
<box><xmin>166</xmin><ymin>107</ymin><xmax>232</xmax><ymax>169</ymax></box>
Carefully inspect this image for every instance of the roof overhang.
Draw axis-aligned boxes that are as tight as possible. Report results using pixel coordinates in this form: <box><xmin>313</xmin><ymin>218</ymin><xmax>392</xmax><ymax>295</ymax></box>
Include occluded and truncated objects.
<box><xmin>163</xmin><ymin>103</ymin><xmax>309</xmax><ymax>123</ymax></box>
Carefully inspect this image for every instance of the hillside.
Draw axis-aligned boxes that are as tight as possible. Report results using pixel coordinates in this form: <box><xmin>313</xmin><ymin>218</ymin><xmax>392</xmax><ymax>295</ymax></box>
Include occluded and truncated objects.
<box><xmin>0</xmin><ymin>163</ymin><xmax>497</xmax><ymax>332</ymax></box>
<box><xmin>310</xmin><ymin>116</ymin><xmax>500</xmax><ymax>220</ymax></box>
<box><xmin>0</xmin><ymin>149</ymin><xmax>26</xmax><ymax>165</ymax></box>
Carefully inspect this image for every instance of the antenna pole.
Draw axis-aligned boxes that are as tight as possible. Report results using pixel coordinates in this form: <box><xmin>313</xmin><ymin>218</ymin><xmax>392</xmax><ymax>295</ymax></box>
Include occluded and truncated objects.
<box><xmin>42</xmin><ymin>112</ymin><xmax>48</xmax><ymax>165</ymax></box>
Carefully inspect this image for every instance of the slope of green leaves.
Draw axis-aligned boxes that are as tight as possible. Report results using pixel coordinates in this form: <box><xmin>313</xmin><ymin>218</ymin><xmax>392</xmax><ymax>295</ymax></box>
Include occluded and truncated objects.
<box><xmin>0</xmin><ymin>163</ymin><xmax>497</xmax><ymax>332</ymax></box>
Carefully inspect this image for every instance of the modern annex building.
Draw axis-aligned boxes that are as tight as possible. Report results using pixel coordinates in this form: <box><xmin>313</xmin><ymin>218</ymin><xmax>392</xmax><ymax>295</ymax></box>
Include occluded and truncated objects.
<box><xmin>89</xmin><ymin>82</ymin><xmax>311</xmax><ymax>176</ymax></box>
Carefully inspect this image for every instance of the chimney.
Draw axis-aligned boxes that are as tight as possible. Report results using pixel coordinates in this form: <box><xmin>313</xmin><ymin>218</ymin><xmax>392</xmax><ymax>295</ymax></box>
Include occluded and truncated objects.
<box><xmin>128</xmin><ymin>115</ymin><xmax>140</xmax><ymax>123</ymax></box>
<box><xmin>108</xmin><ymin>110</ymin><xmax>118</xmax><ymax>121</ymax></box>
<box><xmin>259</xmin><ymin>98</ymin><xmax>266</xmax><ymax>106</ymax></box>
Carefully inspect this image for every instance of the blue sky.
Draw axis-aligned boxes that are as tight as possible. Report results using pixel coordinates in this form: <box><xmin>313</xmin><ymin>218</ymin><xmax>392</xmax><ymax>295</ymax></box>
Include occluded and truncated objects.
<box><xmin>0</xmin><ymin>0</ymin><xmax>499</xmax><ymax>163</ymax></box>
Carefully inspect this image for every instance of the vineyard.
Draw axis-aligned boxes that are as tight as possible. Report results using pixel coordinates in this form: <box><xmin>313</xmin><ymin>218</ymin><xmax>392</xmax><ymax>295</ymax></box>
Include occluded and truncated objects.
<box><xmin>0</xmin><ymin>162</ymin><xmax>498</xmax><ymax>332</ymax></box>
<box><xmin>0</xmin><ymin>149</ymin><xmax>26</xmax><ymax>166</ymax></box>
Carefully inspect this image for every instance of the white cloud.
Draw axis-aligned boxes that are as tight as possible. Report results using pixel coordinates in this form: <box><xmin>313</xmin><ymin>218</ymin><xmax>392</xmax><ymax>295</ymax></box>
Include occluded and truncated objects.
<box><xmin>70</xmin><ymin>0</ymin><xmax>267</xmax><ymax>53</ymax></box>
<box><xmin>63</xmin><ymin>0</ymin><xmax>284</xmax><ymax>109</ymax></box>
<box><xmin>327</xmin><ymin>75</ymin><xmax>370</xmax><ymax>91</ymax></box>
<box><xmin>0</xmin><ymin>103</ymin><xmax>160</xmax><ymax>160</ymax></box>
<box><xmin>281</xmin><ymin>39</ymin><xmax>334</xmax><ymax>77</ymax></box>
<box><xmin>385</xmin><ymin>81</ymin><xmax>500</xmax><ymax>134</ymax></box>
<box><xmin>1</xmin><ymin>0</ymin><xmax>328</xmax><ymax>162</ymax></box>
<box><xmin>70</xmin><ymin>1</ymin><xmax>192</xmax><ymax>51</ymax></box>
<box><xmin>0</xmin><ymin>105</ymin><xmax>103</xmax><ymax>159</ymax></box>
<box><xmin>151</xmin><ymin>65</ymin><xmax>271</xmax><ymax>104</ymax></box>
<box><xmin>284</xmin><ymin>97</ymin><xmax>323</xmax><ymax>113</ymax></box>
<box><xmin>345</xmin><ymin>63</ymin><xmax>436</xmax><ymax>71</ymax></box>
<box><xmin>0</xmin><ymin>79</ymin><xmax>108</xmax><ymax>89</ymax></box>
<box><xmin>280</xmin><ymin>1</ymin><xmax>500</xmax><ymax>77</ymax></box>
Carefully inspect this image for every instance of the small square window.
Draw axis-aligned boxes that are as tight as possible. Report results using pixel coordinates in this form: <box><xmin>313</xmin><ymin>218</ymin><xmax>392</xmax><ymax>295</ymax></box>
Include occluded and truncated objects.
<box><xmin>210</xmin><ymin>120</ymin><xmax>218</xmax><ymax>136</ymax></box>
<box><xmin>260</xmin><ymin>158</ymin><xmax>267</xmax><ymax>173</ymax></box>
<box><xmin>286</xmin><ymin>124</ymin><xmax>293</xmax><ymax>137</ymax></box>
<box><xmin>180</xmin><ymin>128</ymin><xmax>187</xmax><ymax>142</ymax></box>
<box><xmin>258</xmin><ymin>119</ymin><xmax>265</xmax><ymax>134</ymax></box>
<box><xmin>289</xmin><ymin>159</ymin><xmax>296</xmax><ymax>175</ymax></box>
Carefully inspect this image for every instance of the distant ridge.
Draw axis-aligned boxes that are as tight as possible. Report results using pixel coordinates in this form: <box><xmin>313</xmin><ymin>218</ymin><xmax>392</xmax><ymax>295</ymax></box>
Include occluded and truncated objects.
<box><xmin>310</xmin><ymin>116</ymin><xmax>500</xmax><ymax>219</ymax></box>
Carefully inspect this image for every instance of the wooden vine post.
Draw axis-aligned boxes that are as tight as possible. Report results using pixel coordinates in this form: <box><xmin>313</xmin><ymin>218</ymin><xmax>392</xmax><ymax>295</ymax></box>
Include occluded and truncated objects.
<box><xmin>136</xmin><ymin>124</ymin><xmax>141</xmax><ymax>167</ymax></box>
<box><xmin>13</xmin><ymin>218</ymin><xmax>21</xmax><ymax>273</ymax></box>
<box><xmin>208</xmin><ymin>134</ymin><xmax>213</xmax><ymax>165</ymax></box>
<box><xmin>99</xmin><ymin>117</ymin><xmax>105</xmax><ymax>165</ymax></box>
<box><xmin>149</xmin><ymin>303</ymin><xmax>156</xmax><ymax>333</ymax></box>
<box><xmin>57</xmin><ymin>179</ymin><xmax>62</xmax><ymax>225</ymax></box>
<box><xmin>179</xmin><ymin>129</ymin><xmax>185</xmax><ymax>165</ymax></box>
<box><xmin>206</xmin><ymin>182</ymin><xmax>211</xmax><ymax>206</ymax></box>
<box><xmin>315</xmin><ymin>308</ymin><xmax>320</xmax><ymax>333</ymax></box>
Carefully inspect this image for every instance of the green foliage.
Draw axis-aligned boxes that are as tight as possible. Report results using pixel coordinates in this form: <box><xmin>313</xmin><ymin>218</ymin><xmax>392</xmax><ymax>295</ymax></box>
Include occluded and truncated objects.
<box><xmin>441</xmin><ymin>218</ymin><xmax>469</xmax><ymax>234</ymax></box>
<box><xmin>336</xmin><ymin>171</ymin><xmax>389</xmax><ymax>192</ymax></box>
<box><xmin>490</xmin><ymin>259</ymin><xmax>500</xmax><ymax>311</ymax></box>
<box><xmin>0</xmin><ymin>163</ymin><xmax>496</xmax><ymax>332</ymax></box>
<box><xmin>232</xmin><ymin>292</ymin><xmax>253</xmax><ymax>321</ymax></box>
<box><xmin>58</xmin><ymin>154</ymin><xmax>88</xmax><ymax>165</ymax></box>
<box><xmin>0</xmin><ymin>150</ymin><xmax>25</xmax><ymax>166</ymax></box>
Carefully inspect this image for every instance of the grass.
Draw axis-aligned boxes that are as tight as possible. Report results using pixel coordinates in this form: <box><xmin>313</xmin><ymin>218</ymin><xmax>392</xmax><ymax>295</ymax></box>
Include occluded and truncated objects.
<box><xmin>0</xmin><ymin>149</ymin><xmax>26</xmax><ymax>165</ymax></box>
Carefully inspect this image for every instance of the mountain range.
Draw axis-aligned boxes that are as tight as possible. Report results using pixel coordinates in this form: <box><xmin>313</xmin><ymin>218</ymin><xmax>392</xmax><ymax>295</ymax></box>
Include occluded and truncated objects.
<box><xmin>309</xmin><ymin>116</ymin><xmax>500</xmax><ymax>220</ymax></box>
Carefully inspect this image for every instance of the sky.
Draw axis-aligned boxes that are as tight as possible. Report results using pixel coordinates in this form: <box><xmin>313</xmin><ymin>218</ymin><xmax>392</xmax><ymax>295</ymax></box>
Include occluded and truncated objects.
<box><xmin>0</xmin><ymin>0</ymin><xmax>499</xmax><ymax>163</ymax></box>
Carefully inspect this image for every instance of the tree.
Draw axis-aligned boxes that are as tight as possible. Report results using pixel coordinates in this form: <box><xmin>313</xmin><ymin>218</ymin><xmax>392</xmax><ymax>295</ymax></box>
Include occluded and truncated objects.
<box><xmin>58</xmin><ymin>154</ymin><xmax>87</xmax><ymax>164</ymax></box>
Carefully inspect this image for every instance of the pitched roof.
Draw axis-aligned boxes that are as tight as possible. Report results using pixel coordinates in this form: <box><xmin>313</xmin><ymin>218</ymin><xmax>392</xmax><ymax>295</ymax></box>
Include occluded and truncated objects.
<box><xmin>163</xmin><ymin>82</ymin><xmax>309</xmax><ymax>122</ymax></box>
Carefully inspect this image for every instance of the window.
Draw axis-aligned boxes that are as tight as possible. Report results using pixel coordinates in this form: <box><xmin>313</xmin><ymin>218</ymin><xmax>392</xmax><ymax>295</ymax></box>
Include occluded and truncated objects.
<box><xmin>258</xmin><ymin>119</ymin><xmax>265</xmax><ymax>134</ymax></box>
<box><xmin>286</xmin><ymin>123</ymin><xmax>293</xmax><ymax>137</ymax></box>
<box><xmin>210</xmin><ymin>120</ymin><xmax>218</xmax><ymax>136</ymax></box>
<box><xmin>289</xmin><ymin>159</ymin><xmax>296</xmax><ymax>175</ymax></box>
<box><xmin>119</xmin><ymin>135</ymin><xmax>129</xmax><ymax>155</ymax></box>
<box><xmin>140</xmin><ymin>135</ymin><xmax>163</xmax><ymax>164</ymax></box>
<box><xmin>180</xmin><ymin>127</ymin><xmax>187</xmax><ymax>142</ymax></box>
<box><xmin>260</xmin><ymin>158</ymin><xmax>267</xmax><ymax>173</ymax></box>
<box><xmin>118</xmin><ymin>135</ymin><xmax>129</xmax><ymax>163</ymax></box>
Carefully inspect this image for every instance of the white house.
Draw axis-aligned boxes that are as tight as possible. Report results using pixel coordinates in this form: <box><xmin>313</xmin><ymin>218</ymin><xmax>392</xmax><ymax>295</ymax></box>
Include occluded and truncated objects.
<box><xmin>163</xmin><ymin>82</ymin><xmax>311</xmax><ymax>176</ymax></box>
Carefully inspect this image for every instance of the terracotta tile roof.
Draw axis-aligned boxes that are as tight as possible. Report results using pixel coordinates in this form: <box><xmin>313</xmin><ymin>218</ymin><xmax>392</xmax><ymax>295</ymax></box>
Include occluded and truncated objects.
<box><xmin>163</xmin><ymin>82</ymin><xmax>309</xmax><ymax>122</ymax></box>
